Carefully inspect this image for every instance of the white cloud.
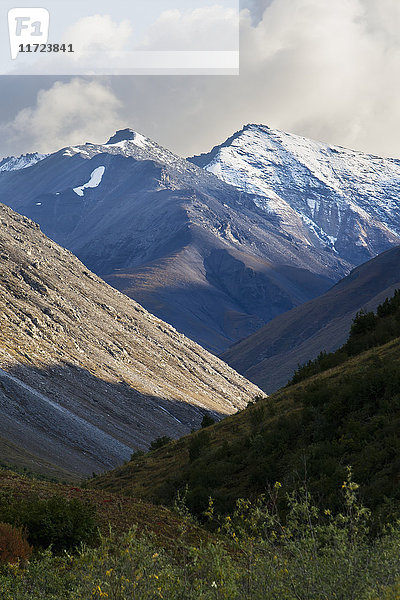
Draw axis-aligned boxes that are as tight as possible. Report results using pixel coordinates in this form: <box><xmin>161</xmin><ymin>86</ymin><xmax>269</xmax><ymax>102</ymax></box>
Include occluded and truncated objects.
<box><xmin>236</xmin><ymin>0</ymin><xmax>400</xmax><ymax>157</ymax></box>
<box><xmin>119</xmin><ymin>0</ymin><xmax>400</xmax><ymax>158</ymax></box>
<box><xmin>1</xmin><ymin>0</ymin><xmax>400</xmax><ymax>160</ymax></box>
<box><xmin>136</xmin><ymin>6</ymin><xmax>239</xmax><ymax>51</ymax></box>
<box><xmin>65</xmin><ymin>14</ymin><xmax>132</xmax><ymax>55</ymax></box>
<box><xmin>1</xmin><ymin>79</ymin><xmax>123</xmax><ymax>154</ymax></box>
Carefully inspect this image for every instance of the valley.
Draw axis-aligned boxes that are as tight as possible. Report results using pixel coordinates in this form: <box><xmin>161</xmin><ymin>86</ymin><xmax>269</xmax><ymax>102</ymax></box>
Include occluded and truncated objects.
<box><xmin>0</xmin><ymin>124</ymin><xmax>399</xmax><ymax>599</ymax></box>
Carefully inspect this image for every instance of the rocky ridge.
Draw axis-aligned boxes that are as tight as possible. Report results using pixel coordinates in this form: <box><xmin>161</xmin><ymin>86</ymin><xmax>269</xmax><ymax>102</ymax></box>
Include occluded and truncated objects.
<box><xmin>0</xmin><ymin>203</ymin><xmax>261</xmax><ymax>476</ymax></box>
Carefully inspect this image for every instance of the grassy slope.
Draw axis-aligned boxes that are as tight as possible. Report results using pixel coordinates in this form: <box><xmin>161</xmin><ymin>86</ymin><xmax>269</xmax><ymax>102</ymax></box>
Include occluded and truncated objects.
<box><xmin>290</xmin><ymin>289</ymin><xmax>400</xmax><ymax>384</ymax></box>
<box><xmin>90</xmin><ymin>336</ymin><xmax>400</xmax><ymax>520</ymax></box>
<box><xmin>0</xmin><ymin>469</ymin><xmax>212</xmax><ymax>550</ymax></box>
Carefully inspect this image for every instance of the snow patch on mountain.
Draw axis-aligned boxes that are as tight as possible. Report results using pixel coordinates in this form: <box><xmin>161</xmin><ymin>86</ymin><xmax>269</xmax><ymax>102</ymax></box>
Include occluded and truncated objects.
<box><xmin>63</xmin><ymin>147</ymin><xmax>92</xmax><ymax>159</ymax></box>
<box><xmin>59</xmin><ymin>130</ymin><xmax>231</xmax><ymax>203</ymax></box>
<box><xmin>73</xmin><ymin>166</ymin><xmax>105</xmax><ymax>196</ymax></box>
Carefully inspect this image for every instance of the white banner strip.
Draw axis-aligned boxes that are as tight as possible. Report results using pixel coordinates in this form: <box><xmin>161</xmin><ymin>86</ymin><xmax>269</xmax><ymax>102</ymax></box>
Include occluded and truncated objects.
<box><xmin>124</xmin><ymin>51</ymin><xmax>239</xmax><ymax>70</ymax></box>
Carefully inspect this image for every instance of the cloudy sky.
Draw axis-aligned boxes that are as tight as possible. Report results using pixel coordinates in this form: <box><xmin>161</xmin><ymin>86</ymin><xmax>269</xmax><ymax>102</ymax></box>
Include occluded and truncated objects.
<box><xmin>0</xmin><ymin>0</ymin><xmax>399</xmax><ymax>159</ymax></box>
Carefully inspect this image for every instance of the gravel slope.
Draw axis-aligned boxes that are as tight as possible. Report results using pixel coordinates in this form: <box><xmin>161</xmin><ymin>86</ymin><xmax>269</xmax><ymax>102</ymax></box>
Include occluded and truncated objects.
<box><xmin>0</xmin><ymin>203</ymin><xmax>262</xmax><ymax>476</ymax></box>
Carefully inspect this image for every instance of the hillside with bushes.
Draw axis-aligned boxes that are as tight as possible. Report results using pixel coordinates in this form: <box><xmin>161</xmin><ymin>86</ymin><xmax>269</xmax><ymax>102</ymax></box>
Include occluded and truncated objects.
<box><xmin>290</xmin><ymin>289</ymin><xmax>400</xmax><ymax>384</ymax></box>
<box><xmin>1</xmin><ymin>297</ymin><xmax>400</xmax><ymax>597</ymax></box>
<box><xmin>2</xmin><ymin>467</ymin><xmax>400</xmax><ymax>599</ymax></box>
<box><xmin>91</xmin><ymin>292</ymin><xmax>400</xmax><ymax>525</ymax></box>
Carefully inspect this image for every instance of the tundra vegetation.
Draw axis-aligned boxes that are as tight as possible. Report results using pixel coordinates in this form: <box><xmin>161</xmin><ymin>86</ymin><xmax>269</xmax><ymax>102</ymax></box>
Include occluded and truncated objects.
<box><xmin>1</xmin><ymin>471</ymin><xmax>400</xmax><ymax>599</ymax></box>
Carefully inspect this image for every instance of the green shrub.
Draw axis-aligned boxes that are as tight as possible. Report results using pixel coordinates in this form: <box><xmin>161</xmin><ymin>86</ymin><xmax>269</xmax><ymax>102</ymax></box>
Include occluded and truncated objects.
<box><xmin>350</xmin><ymin>309</ymin><xmax>377</xmax><ymax>335</ymax></box>
<box><xmin>289</xmin><ymin>289</ymin><xmax>400</xmax><ymax>385</ymax></box>
<box><xmin>188</xmin><ymin>431</ymin><xmax>210</xmax><ymax>462</ymax></box>
<box><xmin>0</xmin><ymin>496</ymin><xmax>98</xmax><ymax>552</ymax></box>
<box><xmin>1</xmin><ymin>476</ymin><xmax>399</xmax><ymax>599</ymax></box>
<box><xmin>149</xmin><ymin>436</ymin><xmax>173</xmax><ymax>451</ymax></box>
<box><xmin>201</xmin><ymin>413</ymin><xmax>215</xmax><ymax>428</ymax></box>
<box><xmin>130</xmin><ymin>449</ymin><xmax>145</xmax><ymax>460</ymax></box>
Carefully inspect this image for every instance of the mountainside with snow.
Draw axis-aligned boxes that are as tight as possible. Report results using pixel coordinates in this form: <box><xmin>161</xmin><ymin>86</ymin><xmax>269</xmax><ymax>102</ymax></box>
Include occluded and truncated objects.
<box><xmin>189</xmin><ymin>124</ymin><xmax>400</xmax><ymax>266</ymax></box>
<box><xmin>0</xmin><ymin>152</ymin><xmax>48</xmax><ymax>172</ymax></box>
<box><xmin>0</xmin><ymin>129</ymin><xmax>352</xmax><ymax>353</ymax></box>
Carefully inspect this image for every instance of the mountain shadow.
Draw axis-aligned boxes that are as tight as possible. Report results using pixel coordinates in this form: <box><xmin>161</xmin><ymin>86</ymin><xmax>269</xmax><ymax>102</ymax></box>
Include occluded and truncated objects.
<box><xmin>0</xmin><ymin>361</ymin><xmax>226</xmax><ymax>479</ymax></box>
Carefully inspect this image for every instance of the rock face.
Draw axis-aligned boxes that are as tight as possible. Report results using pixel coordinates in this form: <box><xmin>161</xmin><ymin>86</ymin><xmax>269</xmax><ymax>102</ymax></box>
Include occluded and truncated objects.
<box><xmin>0</xmin><ymin>130</ymin><xmax>351</xmax><ymax>354</ymax></box>
<box><xmin>189</xmin><ymin>124</ymin><xmax>400</xmax><ymax>266</ymax></box>
<box><xmin>0</xmin><ymin>203</ymin><xmax>262</xmax><ymax>477</ymax></box>
<box><xmin>221</xmin><ymin>246</ymin><xmax>400</xmax><ymax>393</ymax></box>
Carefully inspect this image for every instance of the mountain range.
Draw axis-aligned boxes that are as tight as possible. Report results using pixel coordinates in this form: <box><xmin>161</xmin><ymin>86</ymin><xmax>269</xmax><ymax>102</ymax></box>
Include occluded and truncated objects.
<box><xmin>0</xmin><ymin>202</ymin><xmax>260</xmax><ymax>478</ymax></box>
<box><xmin>0</xmin><ymin>152</ymin><xmax>47</xmax><ymax>173</ymax></box>
<box><xmin>0</xmin><ymin>128</ymin><xmax>365</xmax><ymax>354</ymax></box>
<box><xmin>1</xmin><ymin>123</ymin><xmax>399</xmax><ymax>393</ymax></box>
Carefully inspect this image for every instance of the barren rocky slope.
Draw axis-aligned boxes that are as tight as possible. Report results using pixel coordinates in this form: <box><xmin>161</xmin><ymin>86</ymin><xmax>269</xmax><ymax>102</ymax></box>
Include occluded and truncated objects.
<box><xmin>0</xmin><ymin>203</ymin><xmax>261</xmax><ymax>477</ymax></box>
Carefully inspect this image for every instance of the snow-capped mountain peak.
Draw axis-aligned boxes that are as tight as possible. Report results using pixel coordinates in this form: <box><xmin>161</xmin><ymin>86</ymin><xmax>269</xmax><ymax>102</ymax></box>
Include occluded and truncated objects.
<box><xmin>1</xmin><ymin>125</ymin><xmax>399</xmax><ymax>354</ymax></box>
<box><xmin>105</xmin><ymin>128</ymin><xmax>150</xmax><ymax>149</ymax></box>
<box><xmin>189</xmin><ymin>124</ymin><xmax>400</xmax><ymax>264</ymax></box>
<box><xmin>62</xmin><ymin>129</ymin><xmax>184</xmax><ymax>168</ymax></box>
